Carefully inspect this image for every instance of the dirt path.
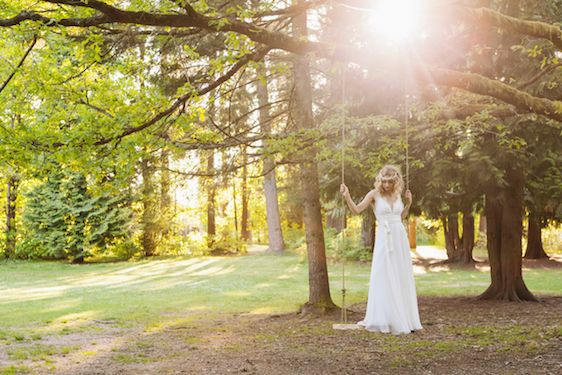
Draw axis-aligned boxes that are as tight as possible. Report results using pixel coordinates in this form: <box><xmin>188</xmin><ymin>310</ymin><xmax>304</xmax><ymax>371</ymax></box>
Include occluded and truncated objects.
<box><xmin>46</xmin><ymin>296</ymin><xmax>562</xmax><ymax>375</ymax></box>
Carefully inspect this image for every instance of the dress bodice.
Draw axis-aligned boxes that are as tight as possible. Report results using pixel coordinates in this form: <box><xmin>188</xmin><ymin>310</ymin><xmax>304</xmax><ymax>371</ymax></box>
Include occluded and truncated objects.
<box><xmin>374</xmin><ymin>194</ymin><xmax>403</xmax><ymax>221</ymax></box>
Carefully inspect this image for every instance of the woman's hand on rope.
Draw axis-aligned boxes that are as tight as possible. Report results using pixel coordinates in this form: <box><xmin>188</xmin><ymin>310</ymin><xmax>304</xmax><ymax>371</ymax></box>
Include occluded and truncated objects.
<box><xmin>404</xmin><ymin>190</ymin><xmax>412</xmax><ymax>206</ymax></box>
<box><xmin>340</xmin><ymin>184</ymin><xmax>350</xmax><ymax>198</ymax></box>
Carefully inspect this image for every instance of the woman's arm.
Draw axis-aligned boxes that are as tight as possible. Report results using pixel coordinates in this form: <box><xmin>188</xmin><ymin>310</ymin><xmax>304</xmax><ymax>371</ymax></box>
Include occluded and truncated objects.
<box><xmin>401</xmin><ymin>189</ymin><xmax>412</xmax><ymax>220</ymax></box>
<box><xmin>340</xmin><ymin>184</ymin><xmax>375</xmax><ymax>215</ymax></box>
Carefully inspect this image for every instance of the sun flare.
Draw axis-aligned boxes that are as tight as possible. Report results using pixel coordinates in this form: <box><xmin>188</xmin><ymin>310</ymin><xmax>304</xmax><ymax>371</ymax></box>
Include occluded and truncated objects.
<box><xmin>367</xmin><ymin>0</ymin><xmax>423</xmax><ymax>43</ymax></box>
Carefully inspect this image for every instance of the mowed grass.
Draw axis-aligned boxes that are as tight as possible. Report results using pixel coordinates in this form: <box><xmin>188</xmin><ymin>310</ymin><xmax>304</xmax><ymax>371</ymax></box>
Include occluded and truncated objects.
<box><xmin>0</xmin><ymin>251</ymin><xmax>560</xmax><ymax>333</ymax></box>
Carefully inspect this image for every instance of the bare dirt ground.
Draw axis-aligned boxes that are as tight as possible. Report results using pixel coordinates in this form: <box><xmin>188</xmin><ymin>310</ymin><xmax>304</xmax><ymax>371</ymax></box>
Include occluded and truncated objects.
<box><xmin>41</xmin><ymin>295</ymin><xmax>561</xmax><ymax>375</ymax></box>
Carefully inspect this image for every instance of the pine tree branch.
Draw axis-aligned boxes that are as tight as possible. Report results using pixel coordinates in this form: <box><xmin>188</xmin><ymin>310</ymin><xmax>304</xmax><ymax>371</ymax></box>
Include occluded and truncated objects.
<box><xmin>461</xmin><ymin>7</ymin><xmax>562</xmax><ymax>51</ymax></box>
<box><xmin>425</xmin><ymin>68</ymin><xmax>562</xmax><ymax>122</ymax></box>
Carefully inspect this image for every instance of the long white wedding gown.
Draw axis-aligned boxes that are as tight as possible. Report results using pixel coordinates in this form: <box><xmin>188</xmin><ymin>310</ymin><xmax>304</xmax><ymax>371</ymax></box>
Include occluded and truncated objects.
<box><xmin>357</xmin><ymin>194</ymin><xmax>423</xmax><ymax>334</ymax></box>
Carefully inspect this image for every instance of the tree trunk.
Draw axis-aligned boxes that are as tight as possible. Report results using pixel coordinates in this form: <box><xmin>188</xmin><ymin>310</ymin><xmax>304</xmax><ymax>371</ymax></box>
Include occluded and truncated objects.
<box><xmin>241</xmin><ymin>147</ymin><xmax>251</xmax><ymax>242</ymax></box>
<box><xmin>459</xmin><ymin>212</ymin><xmax>475</xmax><ymax>263</ymax></box>
<box><xmin>256</xmin><ymin>62</ymin><xmax>285</xmax><ymax>252</ymax></box>
<box><xmin>327</xmin><ymin>211</ymin><xmax>346</xmax><ymax>233</ymax></box>
<box><xmin>160</xmin><ymin>149</ymin><xmax>171</xmax><ymax>237</ymax></box>
<box><xmin>361</xmin><ymin>209</ymin><xmax>375</xmax><ymax>250</ymax></box>
<box><xmin>524</xmin><ymin>214</ymin><xmax>548</xmax><ymax>259</ymax></box>
<box><xmin>478</xmin><ymin>214</ymin><xmax>487</xmax><ymax>233</ymax></box>
<box><xmin>443</xmin><ymin>214</ymin><xmax>460</xmax><ymax>261</ymax></box>
<box><xmin>141</xmin><ymin>156</ymin><xmax>157</xmax><ymax>256</ymax></box>
<box><xmin>293</xmin><ymin>5</ymin><xmax>335</xmax><ymax>312</ymax></box>
<box><xmin>5</xmin><ymin>174</ymin><xmax>19</xmax><ymax>258</ymax></box>
<box><xmin>479</xmin><ymin>168</ymin><xmax>536</xmax><ymax>301</ymax></box>
<box><xmin>408</xmin><ymin>217</ymin><xmax>417</xmax><ymax>249</ymax></box>
<box><xmin>206</xmin><ymin>151</ymin><xmax>216</xmax><ymax>242</ymax></box>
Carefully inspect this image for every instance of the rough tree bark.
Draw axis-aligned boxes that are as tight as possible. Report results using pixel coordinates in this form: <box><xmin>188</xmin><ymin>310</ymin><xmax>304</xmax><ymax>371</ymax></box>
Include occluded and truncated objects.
<box><xmin>293</xmin><ymin>4</ymin><xmax>335</xmax><ymax>313</ymax></box>
<box><xmin>479</xmin><ymin>168</ymin><xmax>537</xmax><ymax>301</ymax></box>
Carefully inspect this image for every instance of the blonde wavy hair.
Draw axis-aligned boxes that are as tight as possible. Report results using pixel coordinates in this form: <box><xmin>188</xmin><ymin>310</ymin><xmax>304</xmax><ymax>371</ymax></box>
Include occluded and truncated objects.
<box><xmin>374</xmin><ymin>165</ymin><xmax>404</xmax><ymax>196</ymax></box>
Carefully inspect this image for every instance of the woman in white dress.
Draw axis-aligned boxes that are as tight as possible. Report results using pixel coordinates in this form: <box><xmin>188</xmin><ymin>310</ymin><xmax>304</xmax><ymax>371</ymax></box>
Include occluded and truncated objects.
<box><xmin>340</xmin><ymin>165</ymin><xmax>422</xmax><ymax>334</ymax></box>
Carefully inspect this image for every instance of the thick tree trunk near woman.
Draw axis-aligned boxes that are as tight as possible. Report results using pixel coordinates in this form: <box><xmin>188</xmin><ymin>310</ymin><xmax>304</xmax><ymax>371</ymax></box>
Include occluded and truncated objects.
<box><xmin>524</xmin><ymin>214</ymin><xmax>548</xmax><ymax>259</ymax></box>
<box><xmin>293</xmin><ymin>5</ymin><xmax>335</xmax><ymax>313</ymax></box>
<box><xmin>479</xmin><ymin>168</ymin><xmax>536</xmax><ymax>301</ymax></box>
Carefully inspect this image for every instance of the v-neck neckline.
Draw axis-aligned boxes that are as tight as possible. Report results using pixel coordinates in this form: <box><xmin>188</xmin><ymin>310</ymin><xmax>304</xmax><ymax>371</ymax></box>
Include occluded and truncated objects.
<box><xmin>381</xmin><ymin>195</ymin><xmax>399</xmax><ymax>212</ymax></box>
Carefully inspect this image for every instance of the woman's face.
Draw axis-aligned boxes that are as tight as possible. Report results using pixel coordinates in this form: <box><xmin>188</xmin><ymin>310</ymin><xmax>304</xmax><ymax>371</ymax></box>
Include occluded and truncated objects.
<box><xmin>381</xmin><ymin>177</ymin><xmax>395</xmax><ymax>193</ymax></box>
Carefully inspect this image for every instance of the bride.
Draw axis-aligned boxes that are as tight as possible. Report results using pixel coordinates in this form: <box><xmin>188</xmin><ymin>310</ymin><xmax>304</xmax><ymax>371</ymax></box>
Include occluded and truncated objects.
<box><xmin>340</xmin><ymin>165</ymin><xmax>422</xmax><ymax>334</ymax></box>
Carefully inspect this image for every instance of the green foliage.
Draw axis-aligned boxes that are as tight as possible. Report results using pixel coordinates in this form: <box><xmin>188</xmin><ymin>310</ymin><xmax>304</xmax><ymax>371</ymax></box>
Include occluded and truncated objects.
<box><xmin>324</xmin><ymin>227</ymin><xmax>373</xmax><ymax>262</ymax></box>
<box><xmin>20</xmin><ymin>169</ymin><xmax>132</xmax><ymax>262</ymax></box>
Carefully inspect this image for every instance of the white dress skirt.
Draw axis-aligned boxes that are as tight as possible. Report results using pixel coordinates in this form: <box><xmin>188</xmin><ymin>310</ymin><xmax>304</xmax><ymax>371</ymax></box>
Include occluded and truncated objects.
<box><xmin>357</xmin><ymin>194</ymin><xmax>423</xmax><ymax>334</ymax></box>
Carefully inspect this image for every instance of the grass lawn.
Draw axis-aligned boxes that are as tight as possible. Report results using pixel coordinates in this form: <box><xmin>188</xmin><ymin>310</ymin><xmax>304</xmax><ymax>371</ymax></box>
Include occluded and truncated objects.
<box><xmin>0</xmin><ymin>250</ymin><xmax>560</xmax><ymax>374</ymax></box>
<box><xmin>1</xmin><ymin>250</ymin><xmax>560</xmax><ymax>330</ymax></box>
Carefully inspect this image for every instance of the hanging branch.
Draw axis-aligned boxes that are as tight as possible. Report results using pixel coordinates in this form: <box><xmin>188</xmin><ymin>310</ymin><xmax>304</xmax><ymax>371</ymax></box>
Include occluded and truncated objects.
<box><xmin>93</xmin><ymin>47</ymin><xmax>270</xmax><ymax>146</ymax></box>
<box><xmin>517</xmin><ymin>63</ymin><xmax>562</xmax><ymax>90</ymax></box>
<box><xmin>0</xmin><ymin>35</ymin><xmax>37</xmax><ymax>96</ymax></box>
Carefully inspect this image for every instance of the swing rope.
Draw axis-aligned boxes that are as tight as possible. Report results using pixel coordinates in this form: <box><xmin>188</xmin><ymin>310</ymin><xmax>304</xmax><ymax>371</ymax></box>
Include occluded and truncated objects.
<box><xmin>340</xmin><ymin>62</ymin><xmax>347</xmax><ymax>324</ymax></box>
<box><xmin>404</xmin><ymin>79</ymin><xmax>410</xmax><ymax>191</ymax></box>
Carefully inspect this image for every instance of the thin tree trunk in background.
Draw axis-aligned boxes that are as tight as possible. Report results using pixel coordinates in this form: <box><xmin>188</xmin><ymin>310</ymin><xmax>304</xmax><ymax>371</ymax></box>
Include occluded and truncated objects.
<box><xmin>459</xmin><ymin>212</ymin><xmax>475</xmax><ymax>263</ymax></box>
<box><xmin>241</xmin><ymin>146</ymin><xmax>251</xmax><ymax>242</ymax></box>
<box><xmin>524</xmin><ymin>214</ymin><xmax>548</xmax><ymax>259</ymax></box>
<box><xmin>408</xmin><ymin>217</ymin><xmax>417</xmax><ymax>249</ymax></box>
<box><xmin>5</xmin><ymin>174</ymin><xmax>19</xmax><ymax>258</ymax></box>
<box><xmin>160</xmin><ymin>149</ymin><xmax>171</xmax><ymax>236</ymax></box>
<box><xmin>479</xmin><ymin>168</ymin><xmax>536</xmax><ymax>301</ymax></box>
<box><xmin>327</xmin><ymin>212</ymin><xmax>346</xmax><ymax>233</ymax></box>
<box><xmin>256</xmin><ymin>62</ymin><xmax>285</xmax><ymax>252</ymax></box>
<box><xmin>443</xmin><ymin>214</ymin><xmax>460</xmax><ymax>261</ymax></box>
<box><xmin>141</xmin><ymin>156</ymin><xmax>157</xmax><ymax>256</ymax></box>
<box><xmin>232</xmin><ymin>178</ymin><xmax>239</xmax><ymax>250</ymax></box>
<box><xmin>361</xmin><ymin>209</ymin><xmax>375</xmax><ymax>250</ymax></box>
<box><xmin>479</xmin><ymin>214</ymin><xmax>487</xmax><ymax>233</ymax></box>
<box><xmin>206</xmin><ymin>151</ymin><xmax>216</xmax><ymax>240</ymax></box>
<box><xmin>293</xmin><ymin>4</ymin><xmax>335</xmax><ymax>312</ymax></box>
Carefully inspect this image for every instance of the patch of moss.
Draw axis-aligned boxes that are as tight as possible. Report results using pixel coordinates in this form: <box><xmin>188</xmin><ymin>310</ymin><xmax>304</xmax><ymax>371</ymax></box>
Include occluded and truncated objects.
<box><xmin>112</xmin><ymin>352</ymin><xmax>152</xmax><ymax>364</ymax></box>
<box><xmin>7</xmin><ymin>344</ymin><xmax>79</xmax><ymax>362</ymax></box>
<box><xmin>0</xmin><ymin>365</ymin><xmax>33</xmax><ymax>375</ymax></box>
